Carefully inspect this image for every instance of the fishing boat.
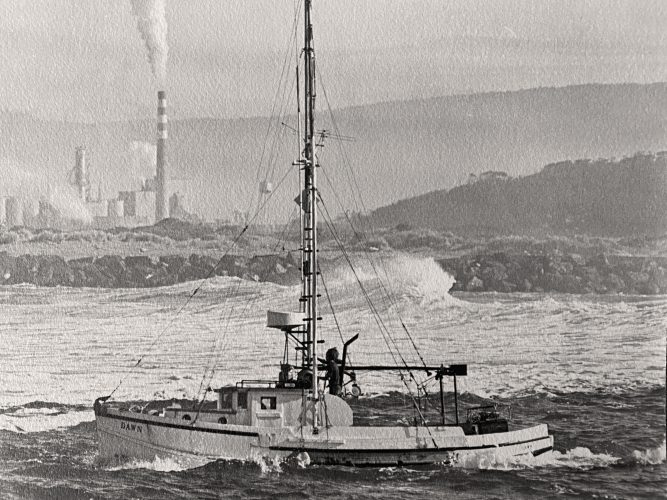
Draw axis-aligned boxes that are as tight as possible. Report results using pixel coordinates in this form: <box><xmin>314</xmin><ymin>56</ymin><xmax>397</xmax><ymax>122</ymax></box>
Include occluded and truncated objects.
<box><xmin>94</xmin><ymin>0</ymin><xmax>553</xmax><ymax>467</ymax></box>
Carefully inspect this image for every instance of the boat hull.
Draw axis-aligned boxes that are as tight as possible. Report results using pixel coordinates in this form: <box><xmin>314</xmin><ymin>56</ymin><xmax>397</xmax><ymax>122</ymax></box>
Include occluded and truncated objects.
<box><xmin>95</xmin><ymin>409</ymin><xmax>553</xmax><ymax>467</ymax></box>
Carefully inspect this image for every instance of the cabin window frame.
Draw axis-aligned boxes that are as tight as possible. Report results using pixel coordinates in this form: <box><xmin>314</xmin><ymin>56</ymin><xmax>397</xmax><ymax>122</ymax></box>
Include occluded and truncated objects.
<box><xmin>237</xmin><ymin>391</ymin><xmax>248</xmax><ymax>409</ymax></box>
<box><xmin>219</xmin><ymin>391</ymin><xmax>233</xmax><ymax>410</ymax></box>
<box><xmin>260</xmin><ymin>396</ymin><xmax>277</xmax><ymax>410</ymax></box>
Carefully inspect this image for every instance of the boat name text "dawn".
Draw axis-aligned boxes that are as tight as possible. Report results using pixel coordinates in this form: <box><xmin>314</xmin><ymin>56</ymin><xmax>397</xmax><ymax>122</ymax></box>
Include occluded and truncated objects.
<box><xmin>120</xmin><ymin>422</ymin><xmax>143</xmax><ymax>433</ymax></box>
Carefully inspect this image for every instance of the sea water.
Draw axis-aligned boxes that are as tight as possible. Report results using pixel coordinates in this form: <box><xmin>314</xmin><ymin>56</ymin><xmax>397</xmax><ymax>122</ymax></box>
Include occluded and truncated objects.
<box><xmin>0</xmin><ymin>255</ymin><xmax>665</xmax><ymax>499</ymax></box>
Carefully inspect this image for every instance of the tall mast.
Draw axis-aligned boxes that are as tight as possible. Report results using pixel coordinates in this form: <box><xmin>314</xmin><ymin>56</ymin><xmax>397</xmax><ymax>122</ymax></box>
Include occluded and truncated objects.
<box><xmin>303</xmin><ymin>0</ymin><xmax>319</xmax><ymax>429</ymax></box>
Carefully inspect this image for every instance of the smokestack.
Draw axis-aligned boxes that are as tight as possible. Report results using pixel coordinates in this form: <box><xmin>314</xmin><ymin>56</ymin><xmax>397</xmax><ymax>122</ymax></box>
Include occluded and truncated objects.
<box><xmin>155</xmin><ymin>90</ymin><xmax>168</xmax><ymax>221</ymax></box>
<box><xmin>74</xmin><ymin>147</ymin><xmax>89</xmax><ymax>202</ymax></box>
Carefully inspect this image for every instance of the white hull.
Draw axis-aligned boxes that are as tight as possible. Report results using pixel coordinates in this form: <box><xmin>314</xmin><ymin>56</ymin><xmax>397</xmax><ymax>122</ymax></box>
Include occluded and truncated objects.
<box><xmin>96</xmin><ymin>409</ymin><xmax>553</xmax><ymax>467</ymax></box>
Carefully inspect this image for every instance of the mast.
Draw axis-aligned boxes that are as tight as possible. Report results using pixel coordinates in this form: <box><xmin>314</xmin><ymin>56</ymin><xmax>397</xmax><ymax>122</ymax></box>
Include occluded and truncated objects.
<box><xmin>303</xmin><ymin>0</ymin><xmax>319</xmax><ymax>430</ymax></box>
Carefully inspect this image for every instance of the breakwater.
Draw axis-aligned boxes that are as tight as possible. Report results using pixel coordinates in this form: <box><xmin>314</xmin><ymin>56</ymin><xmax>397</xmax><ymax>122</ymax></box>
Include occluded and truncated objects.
<box><xmin>0</xmin><ymin>252</ymin><xmax>300</xmax><ymax>288</ymax></box>
<box><xmin>439</xmin><ymin>252</ymin><xmax>667</xmax><ymax>294</ymax></box>
<box><xmin>1</xmin><ymin>250</ymin><xmax>665</xmax><ymax>294</ymax></box>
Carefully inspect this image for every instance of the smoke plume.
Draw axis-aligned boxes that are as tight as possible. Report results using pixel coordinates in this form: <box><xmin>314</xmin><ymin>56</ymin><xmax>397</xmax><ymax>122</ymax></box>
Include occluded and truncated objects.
<box><xmin>130</xmin><ymin>0</ymin><xmax>169</xmax><ymax>82</ymax></box>
<box><xmin>131</xmin><ymin>141</ymin><xmax>157</xmax><ymax>182</ymax></box>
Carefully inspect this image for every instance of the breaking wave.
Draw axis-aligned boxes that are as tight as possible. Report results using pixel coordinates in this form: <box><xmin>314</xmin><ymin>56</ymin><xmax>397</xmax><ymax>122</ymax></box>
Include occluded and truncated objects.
<box><xmin>325</xmin><ymin>254</ymin><xmax>457</xmax><ymax>303</ymax></box>
<box><xmin>631</xmin><ymin>440</ymin><xmax>666</xmax><ymax>465</ymax></box>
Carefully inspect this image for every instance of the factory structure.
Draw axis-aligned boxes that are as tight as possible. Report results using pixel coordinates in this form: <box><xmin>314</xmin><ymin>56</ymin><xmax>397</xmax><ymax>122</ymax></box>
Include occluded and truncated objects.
<box><xmin>0</xmin><ymin>91</ymin><xmax>191</xmax><ymax>231</ymax></box>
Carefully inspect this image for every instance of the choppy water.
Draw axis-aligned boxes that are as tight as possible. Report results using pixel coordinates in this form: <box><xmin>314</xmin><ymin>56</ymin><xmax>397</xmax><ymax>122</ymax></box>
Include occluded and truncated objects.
<box><xmin>0</xmin><ymin>255</ymin><xmax>665</xmax><ymax>499</ymax></box>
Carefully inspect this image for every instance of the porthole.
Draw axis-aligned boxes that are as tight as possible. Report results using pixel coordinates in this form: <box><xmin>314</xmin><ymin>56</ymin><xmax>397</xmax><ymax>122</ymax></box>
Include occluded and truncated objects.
<box><xmin>182</xmin><ymin>414</ymin><xmax>192</xmax><ymax>421</ymax></box>
<box><xmin>218</xmin><ymin>417</ymin><xmax>227</xmax><ymax>424</ymax></box>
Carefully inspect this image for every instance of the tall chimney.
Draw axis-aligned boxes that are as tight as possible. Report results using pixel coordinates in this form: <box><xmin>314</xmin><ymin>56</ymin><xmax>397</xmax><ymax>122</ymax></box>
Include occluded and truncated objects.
<box><xmin>74</xmin><ymin>146</ymin><xmax>89</xmax><ymax>202</ymax></box>
<box><xmin>156</xmin><ymin>90</ymin><xmax>168</xmax><ymax>221</ymax></box>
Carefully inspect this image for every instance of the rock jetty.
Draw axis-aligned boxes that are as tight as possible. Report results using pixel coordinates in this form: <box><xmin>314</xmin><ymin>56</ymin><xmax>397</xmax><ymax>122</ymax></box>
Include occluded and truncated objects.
<box><xmin>1</xmin><ymin>249</ymin><xmax>665</xmax><ymax>294</ymax></box>
<box><xmin>438</xmin><ymin>252</ymin><xmax>667</xmax><ymax>295</ymax></box>
<box><xmin>0</xmin><ymin>251</ymin><xmax>300</xmax><ymax>288</ymax></box>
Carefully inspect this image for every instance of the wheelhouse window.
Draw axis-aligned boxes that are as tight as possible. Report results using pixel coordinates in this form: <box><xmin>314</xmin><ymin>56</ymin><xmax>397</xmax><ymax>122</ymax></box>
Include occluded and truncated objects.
<box><xmin>260</xmin><ymin>397</ymin><xmax>277</xmax><ymax>410</ymax></box>
<box><xmin>237</xmin><ymin>391</ymin><xmax>248</xmax><ymax>409</ymax></box>
<box><xmin>219</xmin><ymin>391</ymin><xmax>233</xmax><ymax>409</ymax></box>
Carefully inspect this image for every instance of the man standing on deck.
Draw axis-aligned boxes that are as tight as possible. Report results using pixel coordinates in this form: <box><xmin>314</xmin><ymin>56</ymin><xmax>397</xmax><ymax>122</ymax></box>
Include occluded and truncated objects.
<box><xmin>326</xmin><ymin>347</ymin><xmax>341</xmax><ymax>395</ymax></box>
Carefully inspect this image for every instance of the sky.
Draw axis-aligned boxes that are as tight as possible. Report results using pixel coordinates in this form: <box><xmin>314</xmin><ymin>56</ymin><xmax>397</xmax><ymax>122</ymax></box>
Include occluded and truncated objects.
<box><xmin>0</xmin><ymin>0</ymin><xmax>666</xmax><ymax>122</ymax></box>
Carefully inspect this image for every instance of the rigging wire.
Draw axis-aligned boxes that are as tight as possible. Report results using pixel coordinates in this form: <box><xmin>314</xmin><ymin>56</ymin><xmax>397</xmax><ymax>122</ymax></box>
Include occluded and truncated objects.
<box><xmin>108</xmin><ymin>161</ymin><xmax>296</xmax><ymax>400</ymax></box>
<box><xmin>318</xmin><ymin>196</ymin><xmax>413</xmax><ymax>376</ymax></box>
<box><xmin>318</xmin><ymin>196</ymin><xmax>437</xmax><ymax>437</ymax></box>
<box><xmin>318</xmin><ymin>264</ymin><xmax>348</xmax><ymax>363</ymax></box>
<box><xmin>247</xmin><ymin>0</ymin><xmax>302</xmax><ymax>217</ymax></box>
<box><xmin>193</xmin><ymin>274</ymin><xmax>245</xmax><ymax>404</ymax></box>
<box><xmin>272</xmin><ymin>201</ymin><xmax>299</xmax><ymax>254</ymax></box>
<box><xmin>316</xmin><ymin>66</ymin><xmax>366</xmax><ymax>217</ymax></box>
<box><xmin>193</xmin><ymin>162</ymin><xmax>298</xmax><ymax>397</ymax></box>
<box><xmin>194</xmin><ymin>2</ymin><xmax>305</xmax><ymax>401</ymax></box>
<box><xmin>318</xmin><ymin>162</ymin><xmax>431</xmax><ymax>371</ymax></box>
<box><xmin>315</xmin><ymin>69</ymin><xmax>434</xmax><ymax>373</ymax></box>
<box><xmin>107</xmin><ymin>225</ymin><xmax>249</xmax><ymax>400</ymax></box>
<box><xmin>193</xmin><ymin>161</ymin><xmax>299</xmax><ymax>409</ymax></box>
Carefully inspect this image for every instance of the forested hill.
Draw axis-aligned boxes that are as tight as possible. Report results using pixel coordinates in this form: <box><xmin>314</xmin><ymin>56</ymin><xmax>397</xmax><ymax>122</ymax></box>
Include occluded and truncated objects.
<box><xmin>369</xmin><ymin>152</ymin><xmax>667</xmax><ymax>236</ymax></box>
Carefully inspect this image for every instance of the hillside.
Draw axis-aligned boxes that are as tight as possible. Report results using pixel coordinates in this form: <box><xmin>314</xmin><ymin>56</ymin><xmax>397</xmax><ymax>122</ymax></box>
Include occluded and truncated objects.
<box><xmin>369</xmin><ymin>152</ymin><xmax>667</xmax><ymax>236</ymax></box>
<box><xmin>1</xmin><ymin>83</ymin><xmax>666</xmax><ymax>219</ymax></box>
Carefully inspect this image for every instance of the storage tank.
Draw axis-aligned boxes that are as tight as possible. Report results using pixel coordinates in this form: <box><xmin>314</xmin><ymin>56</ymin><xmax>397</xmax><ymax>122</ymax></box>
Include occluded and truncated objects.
<box><xmin>6</xmin><ymin>197</ymin><xmax>22</xmax><ymax>227</ymax></box>
<box><xmin>107</xmin><ymin>199</ymin><xmax>124</xmax><ymax>218</ymax></box>
<box><xmin>0</xmin><ymin>197</ymin><xmax>6</xmax><ymax>226</ymax></box>
<box><xmin>22</xmin><ymin>200</ymin><xmax>37</xmax><ymax>227</ymax></box>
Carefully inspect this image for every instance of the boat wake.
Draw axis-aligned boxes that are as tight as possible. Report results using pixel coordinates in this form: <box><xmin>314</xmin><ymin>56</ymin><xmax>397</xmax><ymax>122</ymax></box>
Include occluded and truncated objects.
<box><xmin>451</xmin><ymin>441</ymin><xmax>667</xmax><ymax>471</ymax></box>
<box><xmin>101</xmin><ymin>454</ymin><xmax>214</xmax><ymax>472</ymax></box>
<box><xmin>100</xmin><ymin>452</ymin><xmax>311</xmax><ymax>474</ymax></box>
<box><xmin>98</xmin><ymin>441</ymin><xmax>666</xmax><ymax>474</ymax></box>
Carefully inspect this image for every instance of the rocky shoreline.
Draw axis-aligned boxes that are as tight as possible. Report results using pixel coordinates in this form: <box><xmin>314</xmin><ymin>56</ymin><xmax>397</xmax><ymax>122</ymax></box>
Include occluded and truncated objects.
<box><xmin>438</xmin><ymin>252</ymin><xmax>667</xmax><ymax>295</ymax></box>
<box><xmin>1</xmin><ymin>250</ymin><xmax>666</xmax><ymax>294</ymax></box>
<box><xmin>0</xmin><ymin>251</ymin><xmax>301</xmax><ymax>288</ymax></box>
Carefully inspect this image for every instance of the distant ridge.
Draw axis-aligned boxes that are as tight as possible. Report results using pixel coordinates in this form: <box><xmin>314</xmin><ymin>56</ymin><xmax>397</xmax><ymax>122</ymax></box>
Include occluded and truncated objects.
<box><xmin>369</xmin><ymin>151</ymin><xmax>667</xmax><ymax>237</ymax></box>
<box><xmin>1</xmin><ymin>82</ymin><xmax>665</xmax><ymax>219</ymax></box>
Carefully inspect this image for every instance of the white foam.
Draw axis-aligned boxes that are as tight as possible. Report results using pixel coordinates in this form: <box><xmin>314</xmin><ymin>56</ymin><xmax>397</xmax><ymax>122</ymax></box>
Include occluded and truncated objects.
<box><xmin>325</xmin><ymin>254</ymin><xmax>457</xmax><ymax>303</ymax></box>
<box><xmin>450</xmin><ymin>446</ymin><xmax>622</xmax><ymax>470</ymax></box>
<box><xmin>1</xmin><ymin>272</ymin><xmax>664</xmax><ymax>406</ymax></box>
<box><xmin>104</xmin><ymin>454</ymin><xmax>213</xmax><ymax>472</ymax></box>
<box><xmin>631</xmin><ymin>439</ymin><xmax>666</xmax><ymax>465</ymax></box>
<box><xmin>0</xmin><ymin>410</ymin><xmax>93</xmax><ymax>433</ymax></box>
<box><xmin>550</xmin><ymin>446</ymin><xmax>622</xmax><ymax>469</ymax></box>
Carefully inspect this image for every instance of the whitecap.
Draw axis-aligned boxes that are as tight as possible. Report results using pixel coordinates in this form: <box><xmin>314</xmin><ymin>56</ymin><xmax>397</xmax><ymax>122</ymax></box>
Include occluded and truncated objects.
<box><xmin>103</xmin><ymin>454</ymin><xmax>213</xmax><ymax>472</ymax></box>
<box><xmin>451</xmin><ymin>446</ymin><xmax>621</xmax><ymax>470</ymax></box>
<box><xmin>631</xmin><ymin>439</ymin><xmax>666</xmax><ymax>465</ymax></box>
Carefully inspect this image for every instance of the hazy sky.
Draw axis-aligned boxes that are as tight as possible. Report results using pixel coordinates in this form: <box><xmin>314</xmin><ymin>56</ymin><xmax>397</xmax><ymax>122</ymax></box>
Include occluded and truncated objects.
<box><xmin>0</xmin><ymin>0</ymin><xmax>666</xmax><ymax>122</ymax></box>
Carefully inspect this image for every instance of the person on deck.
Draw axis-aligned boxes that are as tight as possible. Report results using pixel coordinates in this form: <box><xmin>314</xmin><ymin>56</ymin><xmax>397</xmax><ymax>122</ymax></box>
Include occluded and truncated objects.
<box><xmin>326</xmin><ymin>347</ymin><xmax>341</xmax><ymax>395</ymax></box>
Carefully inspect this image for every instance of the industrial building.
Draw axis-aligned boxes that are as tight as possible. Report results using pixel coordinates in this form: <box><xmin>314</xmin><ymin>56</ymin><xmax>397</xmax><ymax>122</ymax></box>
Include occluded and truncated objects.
<box><xmin>0</xmin><ymin>91</ymin><xmax>192</xmax><ymax>231</ymax></box>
